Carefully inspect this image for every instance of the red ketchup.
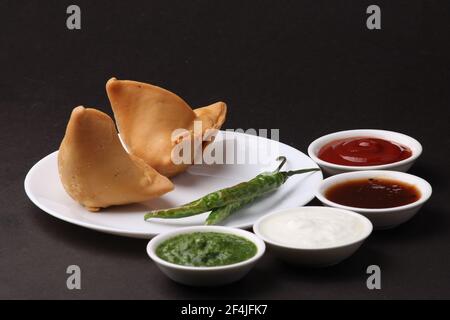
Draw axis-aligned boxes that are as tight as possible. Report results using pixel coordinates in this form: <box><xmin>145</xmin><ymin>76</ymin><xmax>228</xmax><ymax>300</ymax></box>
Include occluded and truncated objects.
<box><xmin>318</xmin><ymin>137</ymin><xmax>412</xmax><ymax>166</ymax></box>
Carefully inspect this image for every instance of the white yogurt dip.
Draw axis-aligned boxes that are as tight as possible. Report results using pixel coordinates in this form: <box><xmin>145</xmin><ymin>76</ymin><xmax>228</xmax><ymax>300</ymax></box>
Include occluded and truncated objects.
<box><xmin>258</xmin><ymin>207</ymin><xmax>368</xmax><ymax>249</ymax></box>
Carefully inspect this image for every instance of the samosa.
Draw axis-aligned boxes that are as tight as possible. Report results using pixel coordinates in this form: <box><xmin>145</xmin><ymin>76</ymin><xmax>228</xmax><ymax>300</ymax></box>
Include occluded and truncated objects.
<box><xmin>106</xmin><ymin>78</ymin><xmax>227</xmax><ymax>177</ymax></box>
<box><xmin>58</xmin><ymin>106</ymin><xmax>174</xmax><ymax>211</ymax></box>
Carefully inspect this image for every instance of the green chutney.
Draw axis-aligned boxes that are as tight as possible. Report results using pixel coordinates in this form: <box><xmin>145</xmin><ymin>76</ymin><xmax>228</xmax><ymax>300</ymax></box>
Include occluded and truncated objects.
<box><xmin>156</xmin><ymin>232</ymin><xmax>257</xmax><ymax>267</ymax></box>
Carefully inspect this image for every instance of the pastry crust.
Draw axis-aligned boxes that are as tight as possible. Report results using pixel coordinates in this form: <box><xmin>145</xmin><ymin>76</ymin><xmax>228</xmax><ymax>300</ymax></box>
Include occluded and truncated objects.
<box><xmin>106</xmin><ymin>78</ymin><xmax>227</xmax><ymax>177</ymax></box>
<box><xmin>58</xmin><ymin>106</ymin><xmax>174</xmax><ymax>211</ymax></box>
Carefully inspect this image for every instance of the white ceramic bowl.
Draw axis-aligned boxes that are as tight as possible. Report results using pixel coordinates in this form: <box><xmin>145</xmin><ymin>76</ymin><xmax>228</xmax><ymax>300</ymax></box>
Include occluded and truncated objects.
<box><xmin>147</xmin><ymin>226</ymin><xmax>265</xmax><ymax>286</ymax></box>
<box><xmin>308</xmin><ymin>129</ymin><xmax>422</xmax><ymax>175</ymax></box>
<box><xmin>315</xmin><ymin>170</ymin><xmax>432</xmax><ymax>229</ymax></box>
<box><xmin>253</xmin><ymin>207</ymin><xmax>373</xmax><ymax>267</ymax></box>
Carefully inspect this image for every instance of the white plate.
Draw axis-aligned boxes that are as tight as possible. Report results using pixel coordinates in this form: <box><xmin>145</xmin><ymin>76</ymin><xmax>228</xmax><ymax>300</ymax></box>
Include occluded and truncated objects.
<box><xmin>24</xmin><ymin>131</ymin><xmax>322</xmax><ymax>238</ymax></box>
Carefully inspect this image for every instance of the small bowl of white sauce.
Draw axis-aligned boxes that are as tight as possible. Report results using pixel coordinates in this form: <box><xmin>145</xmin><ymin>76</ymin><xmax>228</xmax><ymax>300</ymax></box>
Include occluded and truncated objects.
<box><xmin>253</xmin><ymin>206</ymin><xmax>373</xmax><ymax>267</ymax></box>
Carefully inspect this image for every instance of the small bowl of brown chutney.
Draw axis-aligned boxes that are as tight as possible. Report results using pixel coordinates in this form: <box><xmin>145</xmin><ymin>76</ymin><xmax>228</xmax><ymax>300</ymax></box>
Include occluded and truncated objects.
<box><xmin>315</xmin><ymin>170</ymin><xmax>432</xmax><ymax>229</ymax></box>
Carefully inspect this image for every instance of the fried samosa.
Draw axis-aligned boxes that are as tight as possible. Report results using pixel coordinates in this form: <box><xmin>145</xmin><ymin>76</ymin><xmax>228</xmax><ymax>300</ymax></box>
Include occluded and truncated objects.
<box><xmin>58</xmin><ymin>106</ymin><xmax>174</xmax><ymax>212</ymax></box>
<box><xmin>106</xmin><ymin>78</ymin><xmax>227</xmax><ymax>177</ymax></box>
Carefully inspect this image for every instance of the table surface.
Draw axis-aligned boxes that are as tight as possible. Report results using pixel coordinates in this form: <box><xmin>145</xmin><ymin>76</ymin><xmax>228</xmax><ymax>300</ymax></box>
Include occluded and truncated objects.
<box><xmin>1</xmin><ymin>0</ymin><xmax>449</xmax><ymax>299</ymax></box>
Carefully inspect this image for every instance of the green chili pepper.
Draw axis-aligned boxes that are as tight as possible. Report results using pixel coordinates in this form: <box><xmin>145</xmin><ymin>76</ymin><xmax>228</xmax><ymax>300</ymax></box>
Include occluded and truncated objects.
<box><xmin>205</xmin><ymin>196</ymin><xmax>257</xmax><ymax>225</ymax></box>
<box><xmin>144</xmin><ymin>156</ymin><xmax>320</xmax><ymax>221</ymax></box>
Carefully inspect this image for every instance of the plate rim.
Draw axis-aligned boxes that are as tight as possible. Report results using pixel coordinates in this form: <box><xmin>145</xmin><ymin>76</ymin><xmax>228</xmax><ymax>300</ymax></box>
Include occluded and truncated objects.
<box><xmin>24</xmin><ymin>130</ymin><xmax>323</xmax><ymax>238</ymax></box>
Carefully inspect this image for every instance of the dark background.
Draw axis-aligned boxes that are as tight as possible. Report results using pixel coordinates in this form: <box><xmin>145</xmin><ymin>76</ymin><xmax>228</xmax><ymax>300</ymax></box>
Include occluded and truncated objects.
<box><xmin>1</xmin><ymin>0</ymin><xmax>449</xmax><ymax>299</ymax></box>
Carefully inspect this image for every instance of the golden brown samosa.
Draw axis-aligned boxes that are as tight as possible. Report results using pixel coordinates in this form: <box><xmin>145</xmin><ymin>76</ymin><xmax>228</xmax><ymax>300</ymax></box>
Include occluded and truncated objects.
<box><xmin>106</xmin><ymin>78</ymin><xmax>227</xmax><ymax>177</ymax></box>
<box><xmin>58</xmin><ymin>106</ymin><xmax>174</xmax><ymax>212</ymax></box>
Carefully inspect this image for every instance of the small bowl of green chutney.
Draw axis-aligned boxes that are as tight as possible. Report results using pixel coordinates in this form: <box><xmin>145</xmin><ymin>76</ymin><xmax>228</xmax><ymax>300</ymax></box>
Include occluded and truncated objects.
<box><xmin>147</xmin><ymin>226</ymin><xmax>266</xmax><ymax>286</ymax></box>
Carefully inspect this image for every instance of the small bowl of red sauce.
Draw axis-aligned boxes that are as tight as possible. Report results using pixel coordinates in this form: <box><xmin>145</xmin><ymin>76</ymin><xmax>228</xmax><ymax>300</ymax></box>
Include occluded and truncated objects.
<box><xmin>315</xmin><ymin>170</ymin><xmax>432</xmax><ymax>229</ymax></box>
<box><xmin>308</xmin><ymin>129</ymin><xmax>422</xmax><ymax>175</ymax></box>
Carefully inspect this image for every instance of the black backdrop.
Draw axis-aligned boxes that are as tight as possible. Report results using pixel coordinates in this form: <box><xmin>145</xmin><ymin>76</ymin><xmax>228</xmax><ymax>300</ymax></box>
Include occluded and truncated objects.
<box><xmin>1</xmin><ymin>0</ymin><xmax>449</xmax><ymax>299</ymax></box>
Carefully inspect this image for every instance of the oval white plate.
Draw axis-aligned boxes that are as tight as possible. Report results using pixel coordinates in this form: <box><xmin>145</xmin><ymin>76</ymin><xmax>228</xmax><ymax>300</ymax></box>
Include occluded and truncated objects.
<box><xmin>24</xmin><ymin>131</ymin><xmax>322</xmax><ymax>238</ymax></box>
